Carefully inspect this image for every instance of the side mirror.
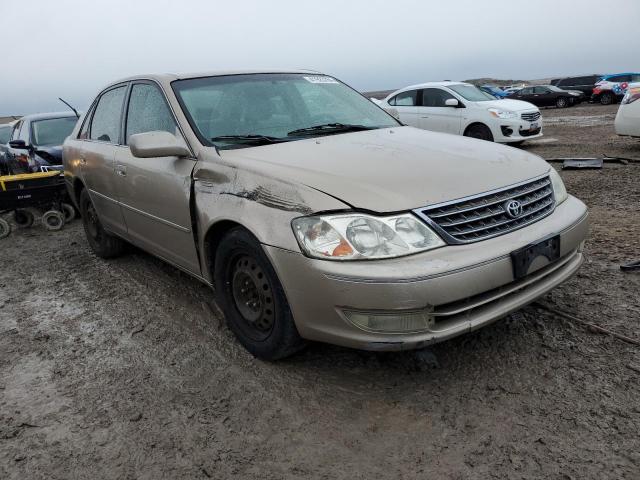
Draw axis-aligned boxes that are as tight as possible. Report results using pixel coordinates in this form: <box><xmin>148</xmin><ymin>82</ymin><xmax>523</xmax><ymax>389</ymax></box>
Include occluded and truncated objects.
<box><xmin>129</xmin><ymin>131</ymin><xmax>190</xmax><ymax>158</ymax></box>
<box><xmin>445</xmin><ymin>98</ymin><xmax>460</xmax><ymax>107</ymax></box>
<box><xmin>9</xmin><ymin>139</ymin><xmax>28</xmax><ymax>150</ymax></box>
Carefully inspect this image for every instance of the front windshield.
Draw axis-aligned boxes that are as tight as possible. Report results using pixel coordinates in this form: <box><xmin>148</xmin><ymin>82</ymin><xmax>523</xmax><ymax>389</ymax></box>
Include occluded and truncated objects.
<box><xmin>0</xmin><ymin>125</ymin><xmax>12</xmax><ymax>144</ymax></box>
<box><xmin>32</xmin><ymin>117</ymin><xmax>78</xmax><ymax>146</ymax></box>
<box><xmin>172</xmin><ymin>73</ymin><xmax>399</xmax><ymax>149</ymax></box>
<box><xmin>448</xmin><ymin>84</ymin><xmax>496</xmax><ymax>102</ymax></box>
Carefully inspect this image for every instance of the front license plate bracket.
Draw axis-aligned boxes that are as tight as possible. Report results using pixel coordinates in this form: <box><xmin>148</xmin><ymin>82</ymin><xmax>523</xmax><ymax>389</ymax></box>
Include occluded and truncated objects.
<box><xmin>511</xmin><ymin>235</ymin><xmax>560</xmax><ymax>279</ymax></box>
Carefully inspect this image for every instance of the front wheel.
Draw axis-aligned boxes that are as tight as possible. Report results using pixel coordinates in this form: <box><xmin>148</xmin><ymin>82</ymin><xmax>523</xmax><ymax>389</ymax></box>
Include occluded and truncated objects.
<box><xmin>79</xmin><ymin>189</ymin><xmax>125</xmax><ymax>258</ymax></box>
<box><xmin>556</xmin><ymin>97</ymin><xmax>569</xmax><ymax>108</ymax></box>
<box><xmin>464</xmin><ymin>124</ymin><xmax>494</xmax><ymax>142</ymax></box>
<box><xmin>213</xmin><ymin>227</ymin><xmax>305</xmax><ymax>360</ymax></box>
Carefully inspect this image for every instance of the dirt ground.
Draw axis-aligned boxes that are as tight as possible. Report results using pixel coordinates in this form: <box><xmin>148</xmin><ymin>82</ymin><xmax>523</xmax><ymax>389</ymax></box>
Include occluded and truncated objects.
<box><xmin>1</xmin><ymin>103</ymin><xmax>639</xmax><ymax>479</ymax></box>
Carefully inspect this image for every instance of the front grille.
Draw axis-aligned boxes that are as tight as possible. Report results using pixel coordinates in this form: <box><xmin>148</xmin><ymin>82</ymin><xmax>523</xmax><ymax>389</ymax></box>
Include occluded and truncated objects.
<box><xmin>521</xmin><ymin>111</ymin><xmax>541</xmax><ymax>122</ymax></box>
<box><xmin>414</xmin><ymin>175</ymin><xmax>555</xmax><ymax>244</ymax></box>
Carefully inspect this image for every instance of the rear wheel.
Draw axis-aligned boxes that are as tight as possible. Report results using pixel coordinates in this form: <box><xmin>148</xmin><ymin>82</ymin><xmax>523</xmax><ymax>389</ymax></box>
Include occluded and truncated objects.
<box><xmin>14</xmin><ymin>209</ymin><xmax>35</xmax><ymax>228</ymax></box>
<box><xmin>213</xmin><ymin>227</ymin><xmax>305</xmax><ymax>360</ymax></box>
<box><xmin>79</xmin><ymin>189</ymin><xmax>125</xmax><ymax>258</ymax></box>
<box><xmin>0</xmin><ymin>218</ymin><xmax>11</xmax><ymax>239</ymax></box>
<box><xmin>600</xmin><ymin>92</ymin><xmax>614</xmax><ymax>105</ymax></box>
<box><xmin>556</xmin><ymin>96</ymin><xmax>569</xmax><ymax>108</ymax></box>
<box><xmin>464</xmin><ymin>123</ymin><xmax>494</xmax><ymax>142</ymax></box>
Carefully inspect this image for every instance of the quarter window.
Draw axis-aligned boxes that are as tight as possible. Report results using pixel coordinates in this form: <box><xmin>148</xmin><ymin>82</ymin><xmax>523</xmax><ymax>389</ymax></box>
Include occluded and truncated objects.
<box><xmin>125</xmin><ymin>83</ymin><xmax>178</xmax><ymax>143</ymax></box>
<box><xmin>389</xmin><ymin>90</ymin><xmax>417</xmax><ymax>106</ymax></box>
<box><xmin>421</xmin><ymin>88</ymin><xmax>456</xmax><ymax>107</ymax></box>
<box><xmin>90</xmin><ymin>86</ymin><xmax>127</xmax><ymax>143</ymax></box>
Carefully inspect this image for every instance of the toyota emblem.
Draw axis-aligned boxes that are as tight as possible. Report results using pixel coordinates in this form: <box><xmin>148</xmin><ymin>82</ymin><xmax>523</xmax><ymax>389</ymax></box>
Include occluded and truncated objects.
<box><xmin>504</xmin><ymin>199</ymin><xmax>523</xmax><ymax>218</ymax></box>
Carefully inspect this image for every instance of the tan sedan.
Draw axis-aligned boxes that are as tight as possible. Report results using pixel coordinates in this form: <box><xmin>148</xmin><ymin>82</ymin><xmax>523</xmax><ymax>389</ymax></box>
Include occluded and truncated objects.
<box><xmin>63</xmin><ymin>70</ymin><xmax>588</xmax><ymax>359</ymax></box>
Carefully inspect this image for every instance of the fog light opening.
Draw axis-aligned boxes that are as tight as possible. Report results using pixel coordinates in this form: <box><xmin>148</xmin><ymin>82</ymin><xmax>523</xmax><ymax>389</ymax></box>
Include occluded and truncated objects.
<box><xmin>343</xmin><ymin>308</ymin><xmax>435</xmax><ymax>333</ymax></box>
<box><xmin>501</xmin><ymin>126</ymin><xmax>513</xmax><ymax>137</ymax></box>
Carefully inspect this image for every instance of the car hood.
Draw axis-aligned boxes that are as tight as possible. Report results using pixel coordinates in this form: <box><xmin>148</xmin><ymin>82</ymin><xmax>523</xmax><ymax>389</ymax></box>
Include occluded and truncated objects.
<box><xmin>471</xmin><ymin>98</ymin><xmax>538</xmax><ymax>111</ymax></box>
<box><xmin>220</xmin><ymin>127</ymin><xmax>550</xmax><ymax>213</ymax></box>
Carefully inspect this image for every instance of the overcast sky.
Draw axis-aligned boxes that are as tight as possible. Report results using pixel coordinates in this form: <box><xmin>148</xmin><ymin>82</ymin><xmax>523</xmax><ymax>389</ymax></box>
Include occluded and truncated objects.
<box><xmin>1</xmin><ymin>0</ymin><xmax>638</xmax><ymax>115</ymax></box>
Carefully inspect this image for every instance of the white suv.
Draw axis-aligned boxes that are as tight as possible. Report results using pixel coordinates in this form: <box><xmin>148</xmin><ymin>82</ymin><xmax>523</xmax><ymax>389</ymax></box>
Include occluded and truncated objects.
<box><xmin>381</xmin><ymin>82</ymin><xmax>543</xmax><ymax>144</ymax></box>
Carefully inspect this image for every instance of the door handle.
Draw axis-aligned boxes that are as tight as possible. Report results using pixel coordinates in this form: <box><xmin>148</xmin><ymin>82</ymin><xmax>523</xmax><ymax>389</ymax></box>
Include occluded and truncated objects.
<box><xmin>115</xmin><ymin>164</ymin><xmax>127</xmax><ymax>177</ymax></box>
<box><xmin>420</xmin><ymin>115</ymin><xmax>429</xmax><ymax>118</ymax></box>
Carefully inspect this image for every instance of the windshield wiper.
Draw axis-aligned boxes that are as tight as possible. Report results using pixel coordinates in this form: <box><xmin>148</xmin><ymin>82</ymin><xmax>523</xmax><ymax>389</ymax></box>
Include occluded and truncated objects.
<box><xmin>287</xmin><ymin>123</ymin><xmax>377</xmax><ymax>137</ymax></box>
<box><xmin>211</xmin><ymin>134</ymin><xmax>288</xmax><ymax>145</ymax></box>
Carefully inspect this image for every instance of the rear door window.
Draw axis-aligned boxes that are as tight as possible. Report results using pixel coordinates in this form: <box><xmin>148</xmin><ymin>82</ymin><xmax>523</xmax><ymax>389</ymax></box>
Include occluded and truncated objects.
<box><xmin>389</xmin><ymin>90</ymin><xmax>417</xmax><ymax>106</ymax></box>
<box><xmin>125</xmin><ymin>83</ymin><xmax>178</xmax><ymax>143</ymax></box>
<box><xmin>533</xmin><ymin>87</ymin><xmax>548</xmax><ymax>94</ymax></box>
<box><xmin>90</xmin><ymin>86</ymin><xmax>127</xmax><ymax>143</ymax></box>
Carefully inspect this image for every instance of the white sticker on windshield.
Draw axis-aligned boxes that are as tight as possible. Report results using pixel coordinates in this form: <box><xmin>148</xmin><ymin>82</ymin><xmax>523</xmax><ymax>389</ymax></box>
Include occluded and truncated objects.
<box><xmin>303</xmin><ymin>76</ymin><xmax>339</xmax><ymax>84</ymax></box>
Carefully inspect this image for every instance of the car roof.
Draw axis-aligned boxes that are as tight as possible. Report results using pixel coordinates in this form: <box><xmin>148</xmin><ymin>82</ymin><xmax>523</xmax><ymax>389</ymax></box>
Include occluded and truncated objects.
<box><xmin>603</xmin><ymin>72</ymin><xmax>640</xmax><ymax>78</ymax></box>
<box><xmin>19</xmin><ymin>111</ymin><xmax>78</xmax><ymax>122</ymax></box>
<box><xmin>386</xmin><ymin>81</ymin><xmax>470</xmax><ymax>97</ymax></box>
<box><xmin>105</xmin><ymin>69</ymin><xmax>321</xmax><ymax>86</ymax></box>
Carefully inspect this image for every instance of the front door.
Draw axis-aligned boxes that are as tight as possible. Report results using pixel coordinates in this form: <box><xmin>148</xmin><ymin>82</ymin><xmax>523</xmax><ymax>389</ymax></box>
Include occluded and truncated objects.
<box><xmin>114</xmin><ymin>81</ymin><xmax>200</xmax><ymax>274</ymax></box>
<box><xmin>418</xmin><ymin>88</ymin><xmax>462</xmax><ymax>134</ymax></box>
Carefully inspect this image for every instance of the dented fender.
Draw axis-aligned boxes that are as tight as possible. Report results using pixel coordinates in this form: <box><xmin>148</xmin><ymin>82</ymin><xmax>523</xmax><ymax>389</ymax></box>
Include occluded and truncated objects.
<box><xmin>191</xmin><ymin>152</ymin><xmax>349</xmax><ymax>282</ymax></box>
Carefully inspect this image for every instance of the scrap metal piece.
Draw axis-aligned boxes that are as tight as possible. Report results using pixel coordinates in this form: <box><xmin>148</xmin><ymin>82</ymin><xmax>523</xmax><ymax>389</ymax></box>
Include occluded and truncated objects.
<box><xmin>620</xmin><ymin>260</ymin><xmax>640</xmax><ymax>272</ymax></box>
<box><xmin>562</xmin><ymin>158</ymin><xmax>604</xmax><ymax>170</ymax></box>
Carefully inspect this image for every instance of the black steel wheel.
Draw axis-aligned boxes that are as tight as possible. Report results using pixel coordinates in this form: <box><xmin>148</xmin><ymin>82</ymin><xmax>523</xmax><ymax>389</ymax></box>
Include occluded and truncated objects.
<box><xmin>14</xmin><ymin>209</ymin><xmax>35</xmax><ymax>228</ymax></box>
<box><xmin>214</xmin><ymin>227</ymin><xmax>305</xmax><ymax>360</ymax></box>
<box><xmin>79</xmin><ymin>188</ymin><xmax>125</xmax><ymax>258</ymax></box>
<box><xmin>464</xmin><ymin>123</ymin><xmax>494</xmax><ymax>142</ymax></box>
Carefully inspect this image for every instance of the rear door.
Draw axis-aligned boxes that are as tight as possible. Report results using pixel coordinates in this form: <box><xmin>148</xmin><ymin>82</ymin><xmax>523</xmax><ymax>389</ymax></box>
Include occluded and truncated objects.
<box><xmin>387</xmin><ymin>90</ymin><xmax>419</xmax><ymax>126</ymax></box>
<box><xmin>417</xmin><ymin>88</ymin><xmax>462</xmax><ymax>134</ymax></box>
<box><xmin>533</xmin><ymin>86</ymin><xmax>553</xmax><ymax>106</ymax></box>
<box><xmin>76</xmin><ymin>85</ymin><xmax>128</xmax><ymax>235</ymax></box>
<box><xmin>114</xmin><ymin>81</ymin><xmax>200</xmax><ymax>274</ymax></box>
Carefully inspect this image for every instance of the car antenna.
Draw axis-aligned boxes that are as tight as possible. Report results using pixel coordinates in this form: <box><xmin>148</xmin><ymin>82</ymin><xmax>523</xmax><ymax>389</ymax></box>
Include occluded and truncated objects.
<box><xmin>58</xmin><ymin>97</ymin><xmax>80</xmax><ymax>118</ymax></box>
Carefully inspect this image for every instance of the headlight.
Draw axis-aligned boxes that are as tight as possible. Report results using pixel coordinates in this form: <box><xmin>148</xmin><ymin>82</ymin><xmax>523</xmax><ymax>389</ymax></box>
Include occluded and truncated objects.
<box><xmin>291</xmin><ymin>213</ymin><xmax>444</xmax><ymax>260</ymax></box>
<box><xmin>488</xmin><ymin>108</ymin><xmax>517</xmax><ymax>119</ymax></box>
<box><xmin>622</xmin><ymin>87</ymin><xmax>640</xmax><ymax>104</ymax></box>
<box><xmin>549</xmin><ymin>168</ymin><xmax>568</xmax><ymax>205</ymax></box>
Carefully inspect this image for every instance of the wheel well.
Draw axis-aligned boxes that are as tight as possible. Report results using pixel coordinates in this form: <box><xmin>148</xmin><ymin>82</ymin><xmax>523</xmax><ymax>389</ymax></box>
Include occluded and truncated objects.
<box><xmin>464</xmin><ymin>122</ymin><xmax>489</xmax><ymax>135</ymax></box>
<box><xmin>203</xmin><ymin>220</ymin><xmax>244</xmax><ymax>278</ymax></box>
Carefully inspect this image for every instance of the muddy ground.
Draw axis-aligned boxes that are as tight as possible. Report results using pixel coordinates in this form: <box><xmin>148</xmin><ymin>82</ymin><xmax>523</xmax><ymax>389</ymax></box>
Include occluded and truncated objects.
<box><xmin>1</xmin><ymin>103</ymin><xmax>639</xmax><ymax>479</ymax></box>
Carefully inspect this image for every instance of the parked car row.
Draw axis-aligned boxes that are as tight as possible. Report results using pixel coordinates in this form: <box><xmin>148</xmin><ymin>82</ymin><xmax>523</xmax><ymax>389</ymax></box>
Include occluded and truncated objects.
<box><xmin>53</xmin><ymin>69</ymin><xmax>590</xmax><ymax>360</ymax></box>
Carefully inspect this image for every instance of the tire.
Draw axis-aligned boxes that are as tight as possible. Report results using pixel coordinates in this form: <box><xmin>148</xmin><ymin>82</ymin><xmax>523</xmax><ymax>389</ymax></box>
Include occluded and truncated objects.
<box><xmin>464</xmin><ymin>123</ymin><xmax>494</xmax><ymax>142</ymax></box>
<box><xmin>600</xmin><ymin>92</ymin><xmax>614</xmax><ymax>105</ymax></box>
<box><xmin>14</xmin><ymin>209</ymin><xmax>35</xmax><ymax>228</ymax></box>
<box><xmin>0</xmin><ymin>218</ymin><xmax>11</xmax><ymax>239</ymax></box>
<box><xmin>42</xmin><ymin>210</ymin><xmax>65</xmax><ymax>231</ymax></box>
<box><xmin>556</xmin><ymin>97</ymin><xmax>569</xmax><ymax>108</ymax></box>
<box><xmin>213</xmin><ymin>227</ymin><xmax>305</xmax><ymax>360</ymax></box>
<box><xmin>509</xmin><ymin>141</ymin><xmax>525</xmax><ymax>147</ymax></box>
<box><xmin>79</xmin><ymin>188</ymin><xmax>125</xmax><ymax>258</ymax></box>
<box><xmin>61</xmin><ymin>203</ymin><xmax>76</xmax><ymax>223</ymax></box>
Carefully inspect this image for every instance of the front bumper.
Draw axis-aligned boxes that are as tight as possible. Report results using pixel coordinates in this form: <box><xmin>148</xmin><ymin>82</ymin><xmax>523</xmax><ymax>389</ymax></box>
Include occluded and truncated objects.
<box><xmin>492</xmin><ymin>115</ymin><xmax>543</xmax><ymax>143</ymax></box>
<box><xmin>265</xmin><ymin>195</ymin><xmax>588</xmax><ymax>351</ymax></box>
